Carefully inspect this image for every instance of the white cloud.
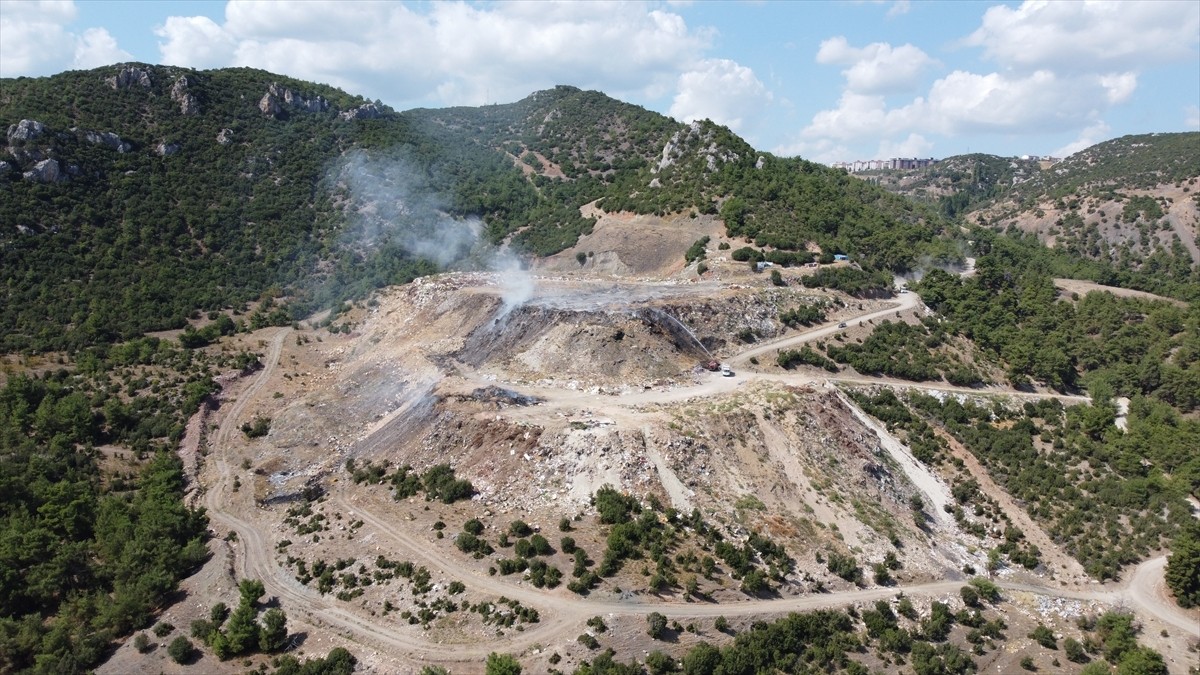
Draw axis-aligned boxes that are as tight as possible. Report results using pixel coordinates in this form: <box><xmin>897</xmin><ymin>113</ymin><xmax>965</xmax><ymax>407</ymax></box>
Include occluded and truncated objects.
<box><xmin>1186</xmin><ymin>105</ymin><xmax>1200</xmax><ymax>130</ymax></box>
<box><xmin>816</xmin><ymin>37</ymin><xmax>937</xmax><ymax>94</ymax></box>
<box><xmin>771</xmin><ymin>136</ymin><xmax>851</xmax><ymax>165</ymax></box>
<box><xmin>156</xmin><ymin>15</ymin><xmax>238</xmax><ymax>69</ymax></box>
<box><xmin>887</xmin><ymin>1</ymin><xmax>911</xmax><ymax>18</ymax></box>
<box><xmin>804</xmin><ymin>91</ymin><xmax>894</xmax><ymax>141</ymax></box>
<box><xmin>0</xmin><ymin>0</ymin><xmax>129</xmax><ymax>76</ymax></box>
<box><xmin>1098</xmin><ymin>72</ymin><xmax>1137</xmax><ymax>104</ymax></box>
<box><xmin>857</xmin><ymin>0</ymin><xmax>911</xmax><ymax>18</ymax></box>
<box><xmin>669</xmin><ymin>58</ymin><xmax>772</xmax><ymax>132</ymax></box>
<box><xmin>917</xmin><ymin>70</ymin><xmax>1106</xmax><ymax>135</ymax></box>
<box><xmin>0</xmin><ymin>1</ymin><xmax>73</xmax><ymax>76</ymax></box>
<box><xmin>790</xmin><ymin>0</ymin><xmax>1198</xmax><ymax>161</ymax></box>
<box><xmin>965</xmin><ymin>0</ymin><xmax>1200</xmax><ymax>73</ymax></box>
<box><xmin>73</xmin><ymin>27</ymin><xmax>132</xmax><ymax>69</ymax></box>
<box><xmin>801</xmin><ymin>68</ymin><xmax>1130</xmax><ymax>149</ymax></box>
<box><xmin>154</xmin><ymin>1</ymin><xmax>715</xmax><ymax>109</ymax></box>
<box><xmin>1051</xmin><ymin>120</ymin><xmax>1112</xmax><ymax>158</ymax></box>
<box><xmin>877</xmin><ymin>133</ymin><xmax>932</xmax><ymax>159</ymax></box>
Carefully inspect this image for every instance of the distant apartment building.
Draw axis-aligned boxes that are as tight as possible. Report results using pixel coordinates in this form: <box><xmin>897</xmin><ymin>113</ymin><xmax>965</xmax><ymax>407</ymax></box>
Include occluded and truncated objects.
<box><xmin>830</xmin><ymin>157</ymin><xmax>938</xmax><ymax>173</ymax></box>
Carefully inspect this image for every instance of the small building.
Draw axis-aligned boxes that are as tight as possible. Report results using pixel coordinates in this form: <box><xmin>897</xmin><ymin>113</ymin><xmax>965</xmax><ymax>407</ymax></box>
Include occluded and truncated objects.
<box><xmin>833</xmin><ymin>254</ymin><xmax>849</xmax><ymax>262</ymax></box>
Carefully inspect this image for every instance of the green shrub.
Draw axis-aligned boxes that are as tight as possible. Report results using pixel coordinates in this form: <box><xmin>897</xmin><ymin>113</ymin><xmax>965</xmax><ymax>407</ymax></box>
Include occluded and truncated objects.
<box><xmin>167</xmin><ymin>636</ymin><xmax>195</xmax><ymax>664</ymax></box>
<box><xmin>647</xmin><ymin>612</ymin><xmax>668</xmax><ymax>639</ymax></box>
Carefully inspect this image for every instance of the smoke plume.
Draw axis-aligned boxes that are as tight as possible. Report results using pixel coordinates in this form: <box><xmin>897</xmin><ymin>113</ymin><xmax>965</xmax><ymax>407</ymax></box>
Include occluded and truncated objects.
<box><xmin>332</xmin><ymin>149</ymin><xmax>533</xmax><ymax>311</ymax></box>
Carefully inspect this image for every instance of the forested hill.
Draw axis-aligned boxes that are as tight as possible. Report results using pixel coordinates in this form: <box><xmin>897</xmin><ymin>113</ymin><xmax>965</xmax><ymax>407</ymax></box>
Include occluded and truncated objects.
<box><xmin>2</xmin><ymin>65</ymin><xmax>958</xmax><ymax>353</ymax></box>
<box><xmin>0</xmin><ymin>64</ymin><xmax>534</xmax><ymax>352</ymax></box>
<box><xmin>863</xmin><ymin>134</ymin><xmax>1200</xmax><ymax>296</ymax></box>
<box><xmin>1008</xmin><ymin>132</ymin><xmax>1200</xmax><ymax>200</ymax></box>
<box><xmin>408</xmin><ymin>85</ymin><xmax>958</xmax><ymax>267</ymax></box>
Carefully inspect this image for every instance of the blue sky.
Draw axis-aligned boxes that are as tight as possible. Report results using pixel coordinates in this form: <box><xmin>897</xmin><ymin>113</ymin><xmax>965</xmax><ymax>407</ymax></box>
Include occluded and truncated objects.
<box><xmin>3</xmin><ymin>0</ymin><xmax>1197</xmax><ymax>163</ymax></box>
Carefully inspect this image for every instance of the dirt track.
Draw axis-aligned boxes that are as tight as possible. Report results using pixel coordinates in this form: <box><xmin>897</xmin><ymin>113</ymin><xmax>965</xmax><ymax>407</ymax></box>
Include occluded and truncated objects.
<box><xmin>187</xmin><ymin>292</ymin><xmax>1198</xmax><ymax>672</ymax></box>
<box><xmin>1054</xmin><ymin>278</ymin><xmax>1189</xmax><ymax>307</ymax></box>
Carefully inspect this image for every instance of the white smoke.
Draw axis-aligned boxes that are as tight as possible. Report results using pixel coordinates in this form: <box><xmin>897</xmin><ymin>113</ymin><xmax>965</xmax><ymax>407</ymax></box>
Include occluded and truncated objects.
<box><xmin>898</xmin><ymin>246</ymin><xmax>975</xmax><ymax>286</ymax></box>
<box><xmin>494</xmin><ymin>253</ymin><xmax>533</xmax><ymax>320</ymax></box>
<box><xmin>332</xmin><ymin>149</ymin><xmax>535</xmax><ymax>312</ymax></box>
<box><xmin>335</xmin><ymin>150</ymin><xmax>481</xmax><ymax>266</ymax></box>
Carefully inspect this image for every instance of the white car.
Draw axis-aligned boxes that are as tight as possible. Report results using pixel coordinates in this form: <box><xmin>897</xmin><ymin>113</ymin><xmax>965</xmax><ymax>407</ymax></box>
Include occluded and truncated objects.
<box><xmin>720</xmin><ymin>365</ymin><xmax>734</xmax><ymax>377</ymax></box>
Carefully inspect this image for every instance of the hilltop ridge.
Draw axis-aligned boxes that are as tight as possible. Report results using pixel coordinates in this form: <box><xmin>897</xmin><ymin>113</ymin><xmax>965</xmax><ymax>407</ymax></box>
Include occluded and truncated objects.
<box><xmin>860</xmin><ymin>134</ymin><xmax>1200</xmax><ymax>290</ymax></box>
<box><xmin>2</xmin><ymin>64</ymin><xmax>955</xmax><ymax>352</ymax></box>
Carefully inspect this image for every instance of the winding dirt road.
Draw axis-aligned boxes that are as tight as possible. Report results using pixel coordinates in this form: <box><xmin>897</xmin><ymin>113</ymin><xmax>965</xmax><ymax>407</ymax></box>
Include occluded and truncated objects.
<box><xmin>194</xmin><ymin>291</ymin><xmax>1197</xmax><ymax>670</ymax></box>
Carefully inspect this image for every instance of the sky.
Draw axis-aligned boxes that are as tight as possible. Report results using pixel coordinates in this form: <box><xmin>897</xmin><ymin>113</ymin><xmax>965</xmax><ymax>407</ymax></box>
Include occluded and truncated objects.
<box><xmin>2</xmin><ymin>0</ymin><xmax>1198</xmax><ymax>163</ymax></box>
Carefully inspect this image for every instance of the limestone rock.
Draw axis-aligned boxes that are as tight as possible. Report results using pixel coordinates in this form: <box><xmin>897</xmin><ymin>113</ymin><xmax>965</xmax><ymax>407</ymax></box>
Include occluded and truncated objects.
<box><xmin>106</xmin><ymin>66</ymin><xmax>152</xmax><ymax>89</ymax></box>
<box><xmin>155</xmin><ymin>142</ymin><xmax>182</xmax><ymax>157</ymax></box>
<box><xmin>259</xmin><ymin>83</ymin><xmax>329</xmax><ymax>117</ymax></box>
<box><xmin>283</xmin><ymin>88</ymin><xmax>328</xmax><ymax>113</ymax></box>
<box><xmin>171</xmin><ymin>76</ymin><xmax>201</xmax><ymax>116</ymax></box>
<box><xmin>23</xmin><ymin>159</ymin><xmax>65</xmax><ymax>183</ymax></box>
<box><xmin>339</xmin><ymin>103</ymin><xmax>384</xmax><ymax>121</ymax></box>
<box><xmin>216</xmin><ymin>128</ymin><xmax>235</xmax><ymax>145</ymax></box>
<box><xmin>258</xmin><ymin>91</ymin><xmax>283</xmax><ymax>117</ymax></box>
<box><xmin>7</xmin><ymin>119</ymin><xmax>45</xmax><ymax>143</ymax></box>
<box><xmin>81</xmin><ymin>130</ymin><xmax>131</xmax><ymax>153</ymax></box>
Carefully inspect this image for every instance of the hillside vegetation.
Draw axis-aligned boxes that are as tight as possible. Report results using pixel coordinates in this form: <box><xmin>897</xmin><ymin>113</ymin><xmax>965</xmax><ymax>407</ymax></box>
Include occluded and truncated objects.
<box><xmin>3</xmin><ymin>69</ymin><xmax>960</xmax><ymax>354</ymax></box>
<box><xmin>1010</xmin><ymin>133</ymin><xmax>1200</xmax><ymax>200</ymax></box>
<box><xmin>865</xmin><ymin>134</ymin><xmax>1200</xmax><ymax>297</ymax></box>
<box><xmin>412</xmin><ymin>87</ymin><xmax>960</xmax><ymax>269</ymax></box>
<box><xmin>3</xmin><ymin>65</ymin><xmax>1199</xmax><ymax>673</ymax></box>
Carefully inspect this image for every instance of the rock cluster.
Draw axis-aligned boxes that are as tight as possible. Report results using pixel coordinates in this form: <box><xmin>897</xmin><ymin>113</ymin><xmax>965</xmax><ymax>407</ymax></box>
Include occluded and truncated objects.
<box><xmin>216</xmin><ymin>128</ymin><xmax>235</xmax><ymax>145</ymax></box>
<box><xmin>155</xmin><ymin>142</ymin><xmax>182</xmax><ymax>157</ymax></box>
<box><xmin>6</xmin><ymin>119</ymin><xmax>45</xmax><ymax>143</ymax></box>
<box><xmin>339</xmin><ymin>103</ymin><xmax>384</xmax><ymax>121</ymax></box>
<box><xmin>23</xmin><ymin>158</ymin><xmax>65</xmax><ymax>184</ymax></box>
<box><xmin>259</xmin><ymin>83</ymin><xmax>329</xmax><ymax>117</ymax></box>
<box><xmin>106</xmin><ymin>66</ymin><xmax>152</xmax><ymax>89</ymax></box>
<box><xmin>170</xmin><ymin>76</ymin><xmax>201</xmax><ymax>116</ymax></box>
<box><xmin>6</xmin><ymin>120</ymin><xmax>50</xmax><ymax>164</ymax></box>
<box><xmin>653</xmin><ymin>121</ymin><xmax>739</xmax><ymax>175</ymax></box>
<box><xmin>80</xmin><ymin>130</ymin><xmax>131</xmax><ymax>153</ymax></box>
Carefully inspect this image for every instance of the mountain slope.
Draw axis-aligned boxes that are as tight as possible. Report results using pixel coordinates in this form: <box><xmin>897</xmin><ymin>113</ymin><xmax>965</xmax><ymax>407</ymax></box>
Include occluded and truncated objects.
<box><xmin>2</xmin><ymin>67</ymin><xmax>960</xmax><ymax>353</ymax></box>
<box><xmin>0</xmin><ymin>64</ymin><xmax>539</xmax><ymax>351</ymax></box>
<box><xmin>968</xmin><ymin>133</ymin><xmax>1200</xmax><ymax>278</ymax></box>
<box><xmin>410</xmin><ymin>86</ymin><xmax>960</xmax><ymax>269</ymax></box>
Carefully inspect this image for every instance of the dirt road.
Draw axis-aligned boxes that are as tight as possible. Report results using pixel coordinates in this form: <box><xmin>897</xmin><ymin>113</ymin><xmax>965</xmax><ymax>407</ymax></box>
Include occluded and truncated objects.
<box><xmin>1054</xmin><ymin>278</ymin><xmax>1188</xmax><ymax>307</ymax></box>
<box><xmin>190</xmin><ymin>290</ymin><xmax>1196</xmax><ymax>672</ymax></box>
<box><xmin>731</xmin><ymin>290</ymin><xmax>921</xmax><ymax>366</ymax></box>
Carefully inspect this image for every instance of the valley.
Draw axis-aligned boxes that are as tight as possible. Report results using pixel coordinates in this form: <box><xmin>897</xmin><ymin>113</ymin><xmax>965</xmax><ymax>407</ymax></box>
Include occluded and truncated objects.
<box><xmin>2</xmin><ymin>63</ymin><xmax>1197</xmax><ymax>675</ymax></box>
<box><xmin>106</xmin><ymin>254</ymin><xmax>1196</xmax><ymax>673</ymax></box>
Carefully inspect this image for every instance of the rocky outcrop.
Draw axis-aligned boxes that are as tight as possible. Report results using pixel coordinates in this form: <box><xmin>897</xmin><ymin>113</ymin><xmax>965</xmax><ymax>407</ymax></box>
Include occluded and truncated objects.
<box><xmin>171</xmin><ymin>76</ymin><xmax>201</xmax><ymax>116</ymax></box>
<box><xmin>7</xmin><ymin>119</ymin><xmax>45</xmax><ymax>143</ymax></box>
<box><xmin>106</xmin><ymin>66</ymin><xmax>152</xmax><ymax>89</ymax></box>
<box><xmin>7</xmin><ymin>120</ymin><xmax>49</xmax><ymax>163</ymax></box>
<box><xmin>23</xmin><ymin>159</ymin><xmax>65</xmax><ymax>183</ymax></box>
<box><xmin>216</xmin><ymin>128</ymin><xmax>235</xmax><ymax>145</ymax></box>
<box><xmin>258</xmin><ymin>92</ymin><xmax>283</xmax><ymax>117</ymax></box>
<box><xmin>80</xmin><ymin>129</ymin><xmax>131</xmax><ymax>153</ymax></box>
<box><xmin>155</xmin><ymin>142</ymin><xmax>182</xmax><ymax>157</ymax></box>
<box><xmin>653</xmin><ymin>121</ymin><xmax>739</xmax><ymax>174</ymax></box>
<box><xmin>339</xmin><ymin>102</ymin><xmax>384</xmax><ymax>121</ymax></box>
<box><xmin>259</xmin><ymin>83</ymin><xmax>329</xmax><ymax>118</ymax></box>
